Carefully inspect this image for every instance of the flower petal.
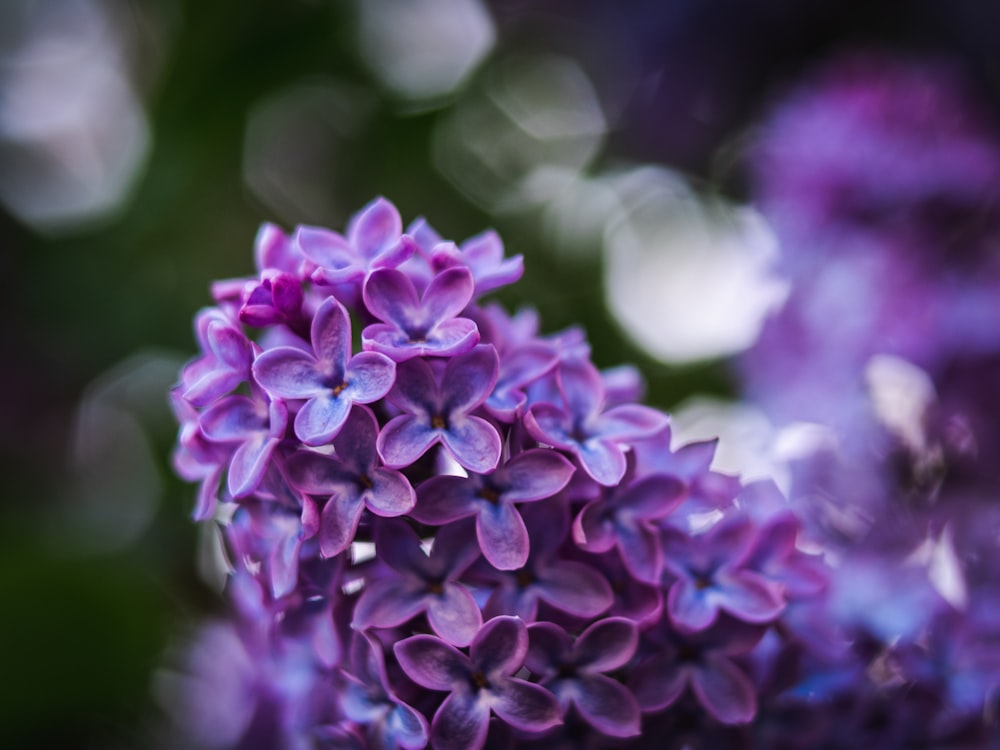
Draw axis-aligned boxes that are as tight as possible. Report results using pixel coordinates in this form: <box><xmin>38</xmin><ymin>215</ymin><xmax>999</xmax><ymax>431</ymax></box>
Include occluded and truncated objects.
<box><xmin>426</xmin><ymin>582</ymin><xmax>483</xmax><ymax>647</ymax></box>
<box><xmin>425</xmin><ymin>318</ymin><xmax>480</xmax><ymax>358</ymax></box>
<box><xmin>365</xmin><ymin>467</ymin><xmax>416</xmax><ymax>517</ymax></box>
<box><xmin>577</xmin><ymin>438</ymin><xmax>628</xmax><ymax>487</ymax></box>
<box><xmin>472</xmin><ymin>616</ymin><xmax>528</xmax><ymax>677</ymax></box>
<box><xmin>200</xmin><ymin>395</ymin><xmax>264</xmax><ymax>441</ymax></box>
<box><xmin>353</xmin><ymin>578</ymin><xmax>427</xmax><ymax>630</ymax></box>
<box><xmin>616</xmin><ymin>521</ymin><xmax>663</xmax><ymax>584</ymax></box>
<box><xmin>442</xmin><ymin>416</ymin><xmax>502</xmax><ymax>474</ymax></box>
<box><xmin>319</xmin><ymin>490</ymin><xmax>364</xmax><ymax>557</ymax></box>
<box><xmin>364</xmin><ymin>268</ymin><xmax>420</xmax><ymax>329</ymax></box>
<box><xmin>423</xmin><ymin>267</ymin><xmax>475</xmax><ymax>326</ymax></box>
<box><xmin>594</xmin><ymin>404</ymin><xmax>670</xmax><ymax>441</ymax></box>
<box><xmin>294</xmin><ymin>393</ymin><xmax>351</xmax><ymax>445</ymax></box>
<box><xmin>668</xmin><ymin>580</ymin><xmax>719</xmax><ymax>632</ymax></box>
<box><xmin>329</xmin><ymin>405</ymin><xmax>379</xmax><ymax>472</ymax></box>
<box><xmin>537</xmin><ymin>561</ymin><xmax>613</xmax><ymax>619</ymax></box>
<box><xmin>253</xmin><ymin>347</ymin><xmax>323</xmax><ymax>399</ymax></box>
<box><xmin>344</xmin><ymin>351</ymin><xmax>396</xmax><ymax>403</ymax></box>
<box><xmin>712</xmin><ymin>570</ymin><xmax>786</xmax><ymax>624</ymax></box>
<box><xmin>377</xmin><ymin>414</ymin><xmax>439</xmax><ymax>469</ymax></box>
<box><xmin>311</xmin><ymin>297</ymin><xmax>351</xmax><ymax>373</ymax></box>
<box><xmin>525</xmin><ymin>622</ymin><xmax>571</xmax><ymax>675</ymax></box>
<box><xmin>489</xmin><ymin>678</ymin><xmax>562</xmax><ymax>733</ymax></box>
<box><xmin>431</xmin><ymin>690</ymin><xmax>489</xmax><ymax>750</ymax></box>
<box><xmin>349</xmin><ymin>196</ymin><xmax>402</xmax><ymax>258</ymax></box>
<box><xmin>477</xmin><ymin>501</ymin><xmax>530</xmax><ymax>571</ymax></box>
<box><xmin>394</xmin><ymin>635</ymin><xmax>470</xmax><ymax>691</ymax></box>
<box><xmin>412</xmin><ymin>475</ymin><xmax>478</xmax><ymax>525</ymax></box>
<box><xmin>442</xmin><ymin>345</ymin><xmax>499</xmax><ymax>415</ymax></box>
<box><xmin>690</xmin><ymin>654</ymin><xmax>757</xmax><ymax>725</ymax></box>
<box><xmin>228</xmin><ymin>434</ymin><xmax>278</xmax><ymax>498</ymax></box>
<box><xmin>500</xmin><ymin>449</ymin><xmax>575</xmax><ymax>503</ymax></box>
<box><xmin>572</xmin><ymin>674</ymin><xmax>641</xmax><ymax>737</ymax></box>
<box><xmin>573</xmin><ymin>617</ymin><xmax>638</xmax><ymax>673</ymax></box>
<box><xmin>630</xmin><ymin>654</ymin><xmax>687</xmax><ymax>713</ymax></box>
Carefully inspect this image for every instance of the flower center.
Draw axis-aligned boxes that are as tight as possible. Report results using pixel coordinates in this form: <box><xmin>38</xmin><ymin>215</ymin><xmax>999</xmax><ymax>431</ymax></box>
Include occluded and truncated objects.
<box><xmin>478</xmin><ymin>485</ymin><xmax>501</xmax><ymax>505</ymax></box>
<box><xmin>471</xmin><ymin>670</ymin><xmax>490</xmax><ymax>690</ymax></box>
<box><xmin>431</xmin><ymin>414</ymin><xmax>448</xmax><ymax>430</ymax></box>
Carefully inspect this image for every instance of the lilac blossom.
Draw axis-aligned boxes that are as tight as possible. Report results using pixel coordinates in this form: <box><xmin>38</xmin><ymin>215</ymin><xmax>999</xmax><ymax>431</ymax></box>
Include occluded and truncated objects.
<box><xmin>662</xmin><ymin>516</ymin><xmax>786</xmax><ymax>632</ymax></box>
<box><xmin>413</xmin><ymin>448</ymin><xmax>575</xmax><ymax>570</ymax></box>
<box><xmin>253</xmin><ymin>296</ymin><xmax>396</xmax><ymax>445</ymax></box>
<box><xmin>377</xmin><ymin>345</ymin><xmax>501</xmax><ymax>474</ymax></box>
<box><xmin>362</xmin><ymin>266</ymin><xmax>479</xmax><ymax>361</ymax></box>
<box><xmin>180</xmin><ymin>308</ymin><xmax>253</xmax><ymax>407</ymax></box>
<box><xmin>353</xmin><ymin>520</ymin><xmax>483</xmax><ymax>646</ymax></box>
<box><xmin>526</xmin><ymin>618</ymin><xmax>641</xmax><ymax>737</ymax></box>
<box><xmin>524</xmin><ymin>358</ymin><xmax>668</xmax><ymax>485</ymax></box>
<box><xmin>394</xmin><ymin>616</ymin><xmax>561</xmax><ymax>750</ymax></box>
<box><xmin>429</xmin><ymin>229</ymin><xmax>524</xmax><ymax>297</ymax></box>
<box><xmin>287</xmin><ymin>406</ymin><xmax>415</xmax><ymax>557</ymax></box>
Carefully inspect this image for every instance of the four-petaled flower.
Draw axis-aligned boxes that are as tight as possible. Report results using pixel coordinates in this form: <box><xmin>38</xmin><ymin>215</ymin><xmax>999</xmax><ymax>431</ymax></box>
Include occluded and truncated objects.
<box><xmin>253</xmin><ymin>296</ymin><xmax>396</xmax><ymax>445</ymax></box>
<box><xmin>394</xmin><ymin>616</ymin><xmax>562</xmax><ymax>750</ymax></box>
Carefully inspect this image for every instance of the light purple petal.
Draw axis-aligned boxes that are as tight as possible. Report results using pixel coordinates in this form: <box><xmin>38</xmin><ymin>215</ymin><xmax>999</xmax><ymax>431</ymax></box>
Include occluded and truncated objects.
<box><xmin>412</xmin><ymin>476</ymin><xmax>478</xmax><ymax>525</ymax></box>
<box><xmin>712</xmin><ymin>570</ymin><xmax>786</xmax><ymax>623</ymax></box>
<box><xmin>210</xmin><ymin>321</ymin><xmax>254</xmax><ymax>369</ymax></box>
<box><xmin>200</xmin><ymin>395</ymin><xmax>264</xmax><ymax>441</ymax></box>
<box><xmin>431</xmin><ymin>690</ymin><xmax>489</xmax><ymax>750</ymax></box>
<box><xmin>344</xmin><ymin>351</ymin><xmax>396</xmax><ymax>403</ymax></box>
<box><xmin>349</xmin><ymin>196</ymin><xmax>402</xmax><ymax>258</ymax></box>
<box><xmin>364</xmin><ymin>268</ymin><xmax>421</xmax><ymax>328</ymax></box>
<box><xmin>557</xmin><ymin>359</ymin><xmax>604</xmax><ymax>423</ymax></box>
<box><xmin>253</xmin><ymin>347</ymin><xmax>323</xmax><ymax>399</ymax></box>
<box><xmin>353</xmin><ymin>578</ymin><xmax>427</xmax><ymax>630</ymax></box>
<box><xmin>311</xmin><ymin>297</ymin><xmax>350</xmax><ymax>372</ymax></box>
<box><xmin>228</xmin><ymin>434</ymin><xmax>278</xmax><ymax>497</ymax></box>
<box><xmin>577</xmin><ymin>438</ymin><xmax>628</xmax><ymax>487</ymax></box>
<box><xmin>182</xmin><ymin>367</ymin><xmax>244</xmax><ymax>407</ymax></box>
<box><xmin>668</xmin><ymin>580</ymin><xmax>719</xmax><ymax>632</ymax></box>
<box><xmin>500</xmin><ymin>449</ymin><xmax>575</xmax><ymax>503</ymax></box>
<box><xmin>425</xmin><ymin>318</ymin><xmax>480</xmax><ymax>357</ymax></box>
<box><xmin>294</xmin><ymin>393</ymin><xmax>351</xmax><ymax>445</ymax></box>
<box><xmin>394</xmin><ymin>635</ymin><xmax>470</xmax><ymax>691</ymax></box>
<box><xmin>572</xmin><ymin>501</ymin><xmax>617</xmax><ymax>553</ymax></box>
<box><xmin>319</xmin><ymin>490</ymin><xmax>364</xmax><ymax>557</ymax></box>
<box><xmin>385</xmin><ymin>357</ymin><xmax>437</xmax><ymax>416</ymax></box>
<box><xmin>441</xmin><ymin>345</ymin><xmax>499</xmax><ymax>415</ymax></box>
<box><xmin>572</xmin><ymin>674</ymin><xmax>641</xmax><ymax>737</ymax></box>
<box><xmin>573</xmin><ymin>618</ymin><xmax>638</xmax><ymax>673</ymax></box>
<box><xmin>378</xmin><ymin>414</ymin><xmax>440</xmax><ymax>469</ymax></box>
<box><xmin>705</xmin><ymin>516</ymin><xmax>758</xmax><ymax>569</ymax></box>
<box><xmin>538</xmin><ymin>561</ymin><xmax>613</xmax><ymax>619</ymax></box>
<box><xmin>489</xmin><ymin>678</ymin><xmax>562</xmax><ymax>733</ymax></box>
<box><xmin>387</xmin><ymin>700</ymin><xmax>430</xmax><ymax>750</ymax></box>
<box><xmin>477</xmin><ymin>501</ymin><xmax>530</xmax><ymax>571</ymax></box>
<box><xmin>423</xmin><ymin>267</ymin><xmax>475</xmax><ymax>326</ymax></box>
<box><xmin>619</xmin><ymin>475</ymin><xmax>687</xmax><ymax>521</ymax></box>
<box><xmin>690</xmin><ymin>654</ymin><xmax>756</xmax><ymax>725</ymax></box>
<box><xmin>374</xmin><ymin>234</ymin><xmax>418</xmax><ymax>270</ymax></box>
<box><xmin>595</xmin><ymin>404</ymin><xmax>670</xmax><ymax>441</ymax></box>
<box><xmin>365</xmin><ymin>467</ymin><xmax>416</xmax><ymax>517</ymax></box>
<box><xmin>441</xmin><ymin>416</ymin><xmax>502</xmax><ymax>474</ymax></box>
<box><xmin>286</xmin><ymin>451</ymin><xmax>355</xmax><ymax>494</ymax></box>
<box><xmin>426</xmin><ymin>582</ymin><xmax>483</xmax><ymax>647</ymax></box>
<box><xmin>472</xmin><ymin>616</ymin><xmax>528</xmax><ymax>677</ymax></box>
<box><xmin>523</xmin><ymin>402</ymin><xmax>574</xmax><ymax>450</ymax></box>
<box><xmin>295</xmin><ymin>225</ymin><xmax>351</xmax><ymax>268</ymax></box>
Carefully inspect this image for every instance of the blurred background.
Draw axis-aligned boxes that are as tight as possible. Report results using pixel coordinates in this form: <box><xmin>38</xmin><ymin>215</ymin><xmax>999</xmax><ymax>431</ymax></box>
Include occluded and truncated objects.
<box><xmin>3</xmin><ymin>0</ymin><xmax>1000</xmax><ymax>747</ymax></box>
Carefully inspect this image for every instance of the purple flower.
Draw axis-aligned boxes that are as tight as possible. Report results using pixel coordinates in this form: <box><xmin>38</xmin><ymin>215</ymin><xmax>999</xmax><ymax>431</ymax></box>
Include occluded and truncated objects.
<box><xmin>238</xmin><ymin>269</ymin><xmax>304</xmax><ymax>328</ymax></box>
<box><xmin>572</xmin><ymin>473</ymin><xmax>686</xmax><ymax>583</ymax></box>
<box><xmin>429</xmin><ymin>229</ymin><xmax>524</xmax><ymax>297</ymax></box>
<box><xmin>394</xmin><ymin>616</ymin><xmax>562</xmax><ymax>750</ymax></box>
<box><xmin>253</xmin><ymin>296</ymin><xmax>396</xmax><ymax>446</ymax></box>
<box><xmin>524</xmin><ymin>358</ymin><xmax>668</xmax><ymax>486</ymax></box>
<box><xmin>662</xmin><ymin>516</ymin><xmax>786</xmax><ymax>632</ymax></box>
<box><xmin>630</xmin><ymin>616</ymin><xmax>766</xmax><ymax>725</ymax></box>
<box><xmin>198</xmin><ymin>384</ymin><xmax>288</xmax><ymax>498</ymax></box>
<box><xmin>296</xmin><ymin>196</ymin><xmax>417</xmax><ymax>287</ymax></box>
<box><xmin>353</xmin><ymin>519</ymin><xmax>483</xmax><ymax>646</ymax></box>
<box><xmin>482</xmin><ymin>501</ymin><xmax>613</xmax><ymax>622</ymax></box>
<box><xmin>377</xmin><ymin>345</ymin><xmax>501</xmax><ymax>474</ymax></box>
<box><xmin>526</xmin><ymin>618</ymin><xmax>641</xmax><ymax>738</ymax></box>
<box><xmin>362</xmin><ymin>266</ymin><xmax>479</xmax><ymax>361</ymax></box>
<box><xmin>413</xmin><ymin>448</ymin><xmax>575</xmax><ymax>570</ymax></box>
<box><xmin>287</xmin><ymin>406</ymin><xmax>415</xmax><ymax>558</ymax></box>
<box><xmin>340</xmin><ymin>631</ymin><xmax>429</xmax><ymax>749</ymax></box>
<box><xmin>179</xmin><ymin>308</ymin><xmax>253</xmax><ymax>407</ymax></box>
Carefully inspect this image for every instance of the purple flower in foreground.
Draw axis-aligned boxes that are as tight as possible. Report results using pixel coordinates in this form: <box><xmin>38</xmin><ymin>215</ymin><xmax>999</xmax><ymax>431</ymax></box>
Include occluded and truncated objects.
<box><xmin>199</xmin><ymin>384</ymin><xmax>288</xmax><ymax>498</ymax></box>
<box><xmin>296</xmin><ymin>196</ymin><xmax>417</xmax><ymax>287</ymax></box>
<box><xmin>526</xmin><ymin>618</ymin><xmax>641</xmax><ymax>737</ymax></box>
<box><xmin>253</xmin><ymin>297</ymin><xmax>396</xmax><ymax>446</ymax></box>
<box><xmin>362</xmin><ymin>266</ymin><xmax>479</xmax><ymax>361</ymax></box>
<box><xmin>394</xmin><ymin>616</ymin><xmax>561</xmax><ymax>750</ymax></box>
<box><xmin>353</xmin><ymin>520</ymin><xmax>482</xmax><ymax>646</ymax></box>
<box><xmin>524</xmin><ymin>358</ymin><xmax>668</xmax><ymax>485</ymax></box>
<box><xmin>287</xmin><ymin>406</ymin><xmax>415</xmax><ymax>557</ymax></box>
<box><xmin>377</xmin><ymin>345</ymin><xmax>501</xmax><ymax>473</ymax></box>
<box><xmin>340</xmin><ymin>631</ymin><xmax>429</xmax><ymax>749</ymax></box>
<box><xmin>630</xmin><ymin>617</ymin><xmax>766</xmax><ymax>725</ymax></box>
<box><xmin>662</xmin><ymin>516</ymin><xmax>786</xmax><ymax>632</ymax></box>
<box><xmin>180</xmin><ymin>308</ymin><xmax>253</xmax><ymax>407</ymax></box>
<box><xmin>413</xmin><ymin>448</ymin><xmax>575</xmax><ymax>570</ymax></box>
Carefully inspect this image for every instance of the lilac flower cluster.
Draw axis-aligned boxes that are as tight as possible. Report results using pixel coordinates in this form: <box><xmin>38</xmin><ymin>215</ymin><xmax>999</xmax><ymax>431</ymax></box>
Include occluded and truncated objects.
<box><xmin>734</xmin><ymin>53</ymin><xmax>1000</xmax><ymax>748</ymax></box>
<box><xmin>170</xmin><ymin>197</ymin><xmax>829</xmax><ymax>749</ymax></box>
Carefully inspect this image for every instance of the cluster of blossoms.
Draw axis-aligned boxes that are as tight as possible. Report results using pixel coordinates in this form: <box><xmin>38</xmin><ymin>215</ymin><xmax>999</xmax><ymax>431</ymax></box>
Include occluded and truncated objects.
<box><xmin>735</xmin><ymin>53</ymin><xmax>1000</xmax><ymax>747</ymax></box>
<box><xmin>169</xmin><ymin>197</ymin><xmax>831</xmax><ymax>749</ymax></box>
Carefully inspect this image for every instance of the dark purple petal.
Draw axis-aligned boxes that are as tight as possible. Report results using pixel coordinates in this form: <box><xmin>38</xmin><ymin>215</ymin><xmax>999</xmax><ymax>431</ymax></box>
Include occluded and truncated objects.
<box><xmin>228</xmin><ymin>434</ymin><xmax>278</xmax><ymax>497</ymax></box>
<box><xmin>377</xmin><ymin>414</ymin><xmax>439</xmax><ymax>468</ymax></box>
<box><xmin>311</xmin><ymin>297</ymin><xmax>350</xmax><ymax>371</ymax></box>
<box><xmin>365</xmin><ymin>467</ymin><xmax>416</xmax><ymax>517</ymax></box>
<box><xmin>253</xmin><ymin>347</ymin><xmax>324</xmax><ymax>399</ymax></box>
<box><xmin>500</xmin><ymin>449</ymin><xmax>575</xmax><ymax>503</ymax></box>
<box><xmin>319</xmin><ymin>490</ymin><xmax>364</xmax><ymax>557</ymax></box>
<box><xmin>200</xmin><ymin>395</ymin><xmax>265</xmax><ymax>441</ymax></box>
<box><xmin>572</xmin><ymin>501</ymin><xmax>618</xmax><ymax>553</ymax></box>
<box><xmin>330</xmin><ymin>405</ymin><xmax>379</xmax><ymax>472</ymax></box>
<box><xmin>353</xmin><ymin>578</ymin><xmax>428</xmax><ymax>630</ymax></box>
<box><xmin>286</xmin><ymin>451</ymin><xmax>356</xmax><ymax>494</ymax></box>
<box><xmin>523</xmin><ymin>402</ymin><xmax>574</xmax><ymax>451</ymax></box>
<box><xmin>616</xmin><ymin>521</ymin><xmax>663</xmax><ymax>584</ymax></box>
<box><xmin>477</xmin><ymin>501</ymin><xmax>530</xmax><ymax>571</ymax></box>
<box><xmin>573</xmin><ymin>618</ymin><xmax>638</xmax><ymax>673</ymax></box>
<box><xmin>344</xmin><ymin>352</ymin><xmax>396</xmax><ymax>403</ymax></box>
<box><xmin>427</xmin><ymin>520</ymin><xmax>483</xmax><ymax>580</ymax></box>
<box><xmin>394</xmin><ymin>635</ymin><xmax>470</xmax><ymax>691</ymax></box>
<box><xmin>525</xmin><ymin>622</ymin><xmax>571</xmax><ymax>675</ymax></box>
<box><xmin>441</xmin><ymin>345</ymin><xmax>499</xmax><ymax>415</ymax></box>
<box><xmin>441</xmin><ymin>416</ymin><xmax>502</xmax><ymax>474</ymax></box>
<box><xmin>423</xmin><ymin>267</ymin><xmax>475</xmax><ymax>327</ymax></box>
<box><xmin>557</xmin><ymin>359</ymin><xmax>604</xmax><ymax>424</ymax></box>
<box><xmin>472</xmin><ymin>616</ymin><xmax>528</xmax><ymax>677</ymax></box>
<box><xmin>388</xmin><ymin>701</ymin><xmax>430</xmax><ymax>750</ymax></box>
<box><xmin>712</xmin><ymin>570</ymin><xmax>786</xmax><ymax>623</ymax></box>
<box><xmin>630</xmin><ymin>654</ymin><xmax>687</xmax><ymax>713</ymax></box>
<box><xmin>489</xmin><ymin>678</ymin><xmax>562</xmax><ymax>733</ymax></box>
<box><xmin>538</xmin><ymin>561</ymin><xmax>613</xmax><ymax>619</ymax></box>
<box><xmin>426</xmin><ymin>583</ymin><xmax>484</xmax><ymax>647</ymax></box>
<box><xmin>374</xmin><ymin>518</ymin><xmax>431</xmax><ymax>576</ymax></box>
<box><xmin>572</xmin><ymin>674</ymin><xmax>641</xmax><ymax>738</ymax></box>
<box><xmin>294</xmin><ymin>392</ymin><xmax>351</xmax><ymax>445</ymax></box>
<box><xmin>689</xmin><ymin>654</ymin><xmax>756</xmax><ymax>725</ymax></box>
<box><xmin>431</xmin><ymin>690</ymin><xmax>490</xmax><ymax>750</ymax></box>
<box><xmin>412</xmin><ymin>475</ymin><xmax>478</xmax><ymax>525</ymax></box>
<box><xmin>619</xmin><ymin>475</ymin><xmax>687</xmax><ymax>521</ymax></box>
<box><xmin>704</xmin><ymin>516</ymin><xmax>758</xmax><ymax>570</ymax></box>
<box><xmin>364</xmin><ymin>268</ymin><xmax>421</xmax><ymax>329</ymax></box>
